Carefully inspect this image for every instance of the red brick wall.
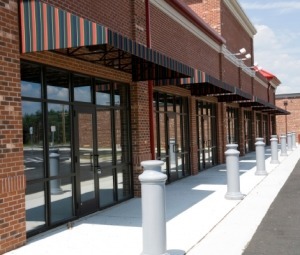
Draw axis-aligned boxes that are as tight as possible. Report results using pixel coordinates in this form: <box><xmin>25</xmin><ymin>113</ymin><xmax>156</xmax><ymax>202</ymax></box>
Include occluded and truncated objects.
<box><xmin>0</xmin><ymin>1</ymin><xmax>26</xmax><ymax>253</ymax></box>
<box><xmin>253</xmin><ymin>80</ymin><xmax>268</xmax><ymax>101</ymax></box>
<box><xmin>222</xmin><ymin>57</ymin><xmax>239</xmax><ymax>87</ymax></box>
<box><xmin>150</xmin><ymin>5</ymin><xmax>220</xmax><ymax>77</ymax></box>
<box><xmin>269</xmin><ymin>87</ymin><xmax>275</xmax><ymax>104</ymax></box>
<box><xmin>240</xmin><ymin>71</ymin><xmax>253</xmax><ymax>94</ymax></box>
<box><xmin>217</xmin><ymin>102</ymin><xmax>226</xmax><ymax>164</ymax></box>
<box><xmin>189</xmin><ymin>97</ymin><xmax>198</xmax><ymax>174</ymax></box>
<box><xmin>238</xmin><ymin>108</ymin><xmax>245</xmax><ymax>155</ymax></box>
<box><xmin>184</xmin><ymin>0</ymin><xmax>221</xmax><ymax>34</ymax></box>
<box><xmin>221</xmin><ymin>2</ymin><xmax>253</xmax><ymax>66</ymax></box>
<box><xmin>131</xmin><ymin>82</ymin><xmax>152</xmax><ymax>197</ymax></box>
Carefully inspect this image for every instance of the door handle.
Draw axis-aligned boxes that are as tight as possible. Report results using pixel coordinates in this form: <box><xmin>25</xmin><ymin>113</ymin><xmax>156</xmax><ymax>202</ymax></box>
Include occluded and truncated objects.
<box><xmin>93</xmin><ymin>154</ymin><xmax>102</xmax><ymax>174</ymax></box>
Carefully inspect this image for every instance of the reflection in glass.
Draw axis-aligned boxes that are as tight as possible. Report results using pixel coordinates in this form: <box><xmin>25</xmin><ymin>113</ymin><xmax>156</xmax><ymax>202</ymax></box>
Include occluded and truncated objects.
<box><xmin>73</xmin><ymin>75</ymin><xmax>92</xmax><ymax>103</ymax></box>
<box><xmin>97</xmin><ymin>110</ymin><xmax>115</xmax><ymax>207</ymax></box>
<box><xmin>21</xmin><ymin>62</ymin><xmax>41</xmax><ymax>98</ymax></box>
<box><xmin>96</xmin><ymin>80</ymin><xmax>111</xmax><ymax>106</ymax></box>
<box><xmin>78</xmin><ymin>112</ymin><xmax>95</xmax><ymax>202</ymax></box>
<box><xmin>22</xmin><ymin>101</ymin><xmax>45</xmax><ymax>181</ymax></box>
<box><xmin>154</xmin><ymin>92</ymin><xmax>190</xmax><ymax>181</ymax></box>
<box><xmin>48</xmin><ymin>104</ymin><xmax>72</xmax><ymax>175</ymax></box>
<box><xmin>113</xmin><ymin>83</ymin><xmax>121</xmax><ymax>106</ymax></box>
<box><xmin>115</xmin><ymin>109</ymin><xmax>129</xmax><ymax>164</ymax></box>
<box><xmin>99</xmin><ymin>168</ymin><xmax>114</xmax><ymax>207</ymax></box>
<box><xmin>46</xmin><ymin>68</ymin><xmax>69</xmax><ymax>101</ymax></box>
<box><xmin>50</xmin><ymin>177</ymin><xmax>73</xmax><ymax>223</ymax></box>
<box><xmin>25</xmin><ymin>182</ymin><xmax>45</xmax><ymax>231</ymax></box>
<box><xmin>117</xmin><ymin>165</ymin><xmax>131</xmax><ymax>200</ymax></box>
<box><xmin>97</xmin><ymin>110</ymin><xmax>113</xmax><ymax>168</ymax></box>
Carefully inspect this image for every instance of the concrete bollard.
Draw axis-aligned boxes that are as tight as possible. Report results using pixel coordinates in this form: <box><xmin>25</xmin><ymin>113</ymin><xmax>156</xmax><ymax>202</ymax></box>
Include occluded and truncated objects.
<box><xmin>255</xmin><ymin>138</ymin><xmax>267</xmax><ymax>176</ymax></box>
<box><xmin>292</xmin><ymin>132</ymin><xmax>297</xmax><ymax>149</ymax></box>
<box><xmin>287</xmin><ymin>132</ymin><xmax>293</xmax><ymax>151</ymax></box>
<box><xmin>139</xmin><ymin>160</ymin><xmax>168</xmax><ymax>255</ymax></box>
<box><xmin>280</xmin><ymin>135</ymin><xmax>288</xmax><ymax>156</ymax></box>
<box><xmin>270</xmin><ymin>136</ymin><xmax>279</xmax><ymax>164</ymax></box>
<box><xmin>224</xmin><ymin>144</ymin><xmax>243</xmax><ymax>200</ymax></box>
<box><xmin>49</xmin><ymin>152</ymin><xmax>63</xmax><ymax>194</ymax></box>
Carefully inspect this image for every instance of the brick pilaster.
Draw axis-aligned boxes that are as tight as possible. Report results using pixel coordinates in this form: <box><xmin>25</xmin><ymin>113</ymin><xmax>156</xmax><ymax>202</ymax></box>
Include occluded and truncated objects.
<box><xmin>130</xmin><ymin>82</ymin><xmax>152</xmax><ymax>197</ymax></box>
<box><xmin>0</xmin><ymin>1</ymin><xmax>26</xmax><ymax>253</ymax></box>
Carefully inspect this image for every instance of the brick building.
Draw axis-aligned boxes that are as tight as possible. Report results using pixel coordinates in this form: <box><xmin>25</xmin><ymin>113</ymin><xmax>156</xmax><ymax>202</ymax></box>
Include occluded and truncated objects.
<box><xmin>0</xmin><ymin>0</ymin><xmax>288</xmax><ymax>253</ymax></box>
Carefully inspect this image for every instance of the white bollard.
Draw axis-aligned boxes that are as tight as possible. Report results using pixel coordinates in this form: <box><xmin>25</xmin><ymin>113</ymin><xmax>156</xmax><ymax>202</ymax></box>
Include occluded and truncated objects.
<box><xmin>287</xmin><ymin>132</ymin><xmax>293</xmax><ymax>151</ymax></box>
<box><xmin>224</xmin><ymin>144</ymin><xmax>243</xmax><ymax>200</ymax></box>
<box><xmin>139</xmin><ymin>160</ymin><xmax>168</xmax><ymax>255</ymax></box>
<box><xmin>270</xmin><ymin>136</ymin><xmax>279</xmax><ymax>164</ymax></box>
<box><xmin>255</xmin><ymin>138</ymin><xmax>267</xmax><ymax>176</ymax></box>
<box><xmin>280</xmin><ymin>135</ymin><xmax>288</xmax><ymax>156</ymax></box>
<box><xmin>292</xmin><ymin>132</ymin><xmax>297</xmax><ymax>149</ymax></box>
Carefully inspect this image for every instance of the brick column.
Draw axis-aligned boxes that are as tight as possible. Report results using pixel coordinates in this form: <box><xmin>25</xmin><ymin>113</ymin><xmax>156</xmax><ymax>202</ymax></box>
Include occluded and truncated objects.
<box><xmin>130</xmin><ymin>82</ymin><xmax>152</xmax><ymax>197</ymax></box>
<box><xmin>189</xmin><ymin>96</ymin><xmax>198</xmax><ymax>175</ymax></box>
<box><xmin>238</xmin><ymin>108</ymin><xmax>245</xmax><ymax>156</ymax></box>
<box><xmin>0</xmin><ymin>1</ymin><xmax>26</xmax><ymax>253</ymax></box>
<box><xmin>252</xmin><ymin>111</ymin><xmax>257</xmax><ymax>149</ymax></box>
<box><xmin>217</xmin><ymin>103</ymin><xmax>226</xmax><ymax>164</ymax></box>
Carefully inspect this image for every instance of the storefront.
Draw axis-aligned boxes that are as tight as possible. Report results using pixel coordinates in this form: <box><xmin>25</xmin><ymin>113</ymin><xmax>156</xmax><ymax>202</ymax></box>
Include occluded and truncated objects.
<box><xmin>0</xmin><ymin>0</ymin><xmax>290</xmax><ymax>253</ymax></box>
<box><xmin>21</xmin><ymin>61</ymin><xmax>132</xmax><ymax>235</ymax></box>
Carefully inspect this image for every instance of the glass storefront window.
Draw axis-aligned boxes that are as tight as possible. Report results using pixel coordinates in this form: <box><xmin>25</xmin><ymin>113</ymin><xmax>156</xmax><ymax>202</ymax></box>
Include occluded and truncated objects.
<box><xmin>50</xmin><ymin>177</ymin><xmax>74</xmax><ymax>223</ymax></box>
<box><xmin>46</xmin><ymin>68</ymin><xmax>69</xmax><ymax>101</ymax></box>
<box><xmin>21</xmin><ymin>63</ymin><xmax>42</xmax><ymax>98</ymax></box>
<box><xmin>117</xmin><ymin>165</ymin><xmax>131</xmax><ymax>201</ymax></box>
<box><xmin>227</xmin><ymin>107</ymin><xmax>239</xmax><ymax>144</ymax></box>
<box><xmin>96</xmin><ymin>80</ymin><xmax>111</xmax><ymax>106</ymax></box>
<box><xmin>21</xmin><ymin>61</ymin><xmax>132</xmax><ymax>236</ymax></box>
<box><xmin>114</xmin><ymin>84</ymin><xmax>124</xmax><ymax>106</ymax></box>
<box><xmin>115</xmin><ymin>109</ymin><xmax>129</xmax><ymax>164</ymax></box>
<box><xmin>196</xmin><ymin>101</ymin><xmax>217</xmax><ymax>171</ymax></box>
<box><xmin>22</xmin><ymin>101</ymin><xmax>45</xmax><ymax>181</ymax></box>
<box><xmin>154</xmin><ymin>92</ymin><xmax>190</xmax><ymax>182</ymax></box>
<box><xmin>48</xmin><ymin>104</ymin><xmax>72</xmax><ymax>175</ymax></box>
<box><xmin>25</xmin><ymin>182</ymin><xmax>46</xmax><ymax>231</ymax></box>
<box><xmin>73</xmin><ymin>75</ymin><xmax>92</xmax><ymax>103</ymax></box>
<box><xmin>97</xmin><ymin>110</ymin><xmax>113</xmax><ymax>168</ymax></box>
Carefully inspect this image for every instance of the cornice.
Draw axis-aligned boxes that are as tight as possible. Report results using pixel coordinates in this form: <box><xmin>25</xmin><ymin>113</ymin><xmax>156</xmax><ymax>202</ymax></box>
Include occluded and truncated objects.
<box><xmin>223</xmin><ymin>0</ymin><xmax>257</xmax><ymax>38</ymax></box>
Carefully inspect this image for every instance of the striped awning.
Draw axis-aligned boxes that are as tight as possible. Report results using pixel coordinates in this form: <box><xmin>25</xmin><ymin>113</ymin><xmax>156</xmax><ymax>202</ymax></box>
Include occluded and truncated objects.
<box><xmin>19</xmin><ymin>0</ymin><xmax>194</xmax><ymax>81</ymax></box>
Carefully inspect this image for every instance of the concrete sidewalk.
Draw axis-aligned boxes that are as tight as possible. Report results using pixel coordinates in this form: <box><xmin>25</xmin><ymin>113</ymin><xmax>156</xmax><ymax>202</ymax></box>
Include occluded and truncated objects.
<box><xmin>5</xmin><ymin>146</ymin><xmax>300</xmax><ymax>255</ymax></box>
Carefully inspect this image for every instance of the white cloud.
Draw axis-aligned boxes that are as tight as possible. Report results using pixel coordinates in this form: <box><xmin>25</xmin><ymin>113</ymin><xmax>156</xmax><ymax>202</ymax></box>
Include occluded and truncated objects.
<box><xmin>253</xmin><ymin>25</ymin><xmax>300</xmax><ymax>94</ymax></box>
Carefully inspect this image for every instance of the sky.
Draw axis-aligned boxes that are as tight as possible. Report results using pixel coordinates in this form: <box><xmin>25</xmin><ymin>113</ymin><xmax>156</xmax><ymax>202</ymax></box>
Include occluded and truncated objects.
<box><xmin>239</xmin><ymin>0</ymin><xmax>300</xmax><ymax>94</ymax></box>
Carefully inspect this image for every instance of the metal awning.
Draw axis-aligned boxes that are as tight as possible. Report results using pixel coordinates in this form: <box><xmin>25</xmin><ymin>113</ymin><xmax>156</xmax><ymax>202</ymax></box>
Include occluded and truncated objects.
<box><xmin>19</xmin><ymin>0</ymin><xmax>194</xmax><ymax>81</ymax></box>
<box><xmin>155</xmin><ymin>72</ymin><xmax>253</xmax><ymax>102</ymax></box>
<box><xmin>240</xmin><ymin>97</ymin><xmax>290</xmax><ymax>115</ymax></box>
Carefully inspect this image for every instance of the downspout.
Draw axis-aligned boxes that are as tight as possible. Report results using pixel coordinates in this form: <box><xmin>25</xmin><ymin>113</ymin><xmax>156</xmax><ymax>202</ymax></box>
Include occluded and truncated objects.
<box><xmin>145</xmin><ymin>0</ymin><xmax>155</xmax><ymax>159</ymax></box>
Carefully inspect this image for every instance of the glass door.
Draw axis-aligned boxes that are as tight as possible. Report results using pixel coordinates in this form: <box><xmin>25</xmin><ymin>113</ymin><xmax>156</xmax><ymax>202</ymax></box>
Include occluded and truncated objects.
<box><xmin>96</xmin><ymin>110</ymin><xmax>115</xmax><ymax>208</ymax></box>
<box><xmin>74</xmin><ymin>106</ymin><xmax>99</xmax><ymax>215</ymax></box>
<box><xmin>196</xmin><ymin>101</ymin><xmax>217</xmax><ymax>171</ymax></box>
<box><xmin>167</xmin><ymin>112</ymin><xmax>178</xmax><ymax>181</ymax></box>
<box><xmin>203</xmin><ymin>115</ymin><xmax>212</xmax><ymax>168</ymax></box>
